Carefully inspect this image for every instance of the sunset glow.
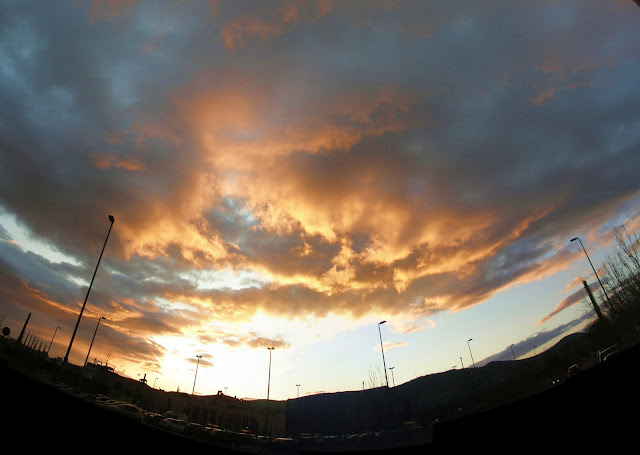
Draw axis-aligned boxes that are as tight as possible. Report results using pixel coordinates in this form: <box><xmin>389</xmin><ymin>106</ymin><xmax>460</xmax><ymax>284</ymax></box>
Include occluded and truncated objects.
<box><xmin>1</xmin><ymin>0</ymin><xmax>640</xmax><ymax>401</ymax></box>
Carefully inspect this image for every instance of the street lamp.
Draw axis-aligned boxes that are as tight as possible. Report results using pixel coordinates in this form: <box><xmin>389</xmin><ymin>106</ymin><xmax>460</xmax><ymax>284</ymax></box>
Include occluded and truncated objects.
<box><xmin>467</xmin><ymin>338</ymin><xmax>476</xmax><ymax>368</ymax></box>
<box><xmin>570</xmin><ymin>236</ymin><xmax>612</xmax><ymax>305</ymax></box>
<box><xmin>64</xmin><ymin>215</ymin><xmax>115</xmax><ymax>364</ymax></box>
<box><xmin>389</xmin><ymin>367</ymin><xmax>396</xmax><ymax>387</ymax></box>
<box><xmin>296</xmin><ymin>384</ymin><xmax>300</xmax><ymax>398</ymax></box>
<box><xmin>84</xmin><ymin>317</ymin><xmax>106</xmax><ymax>367</ymax></box>
<box><xmin>265</xmin><ymin>347</ymin><xmax>274</xmax><ymax>437</ymax></box>
<box><xmin>154</xmin><ymin>377</ymin><xmax>158</xmax><ymax>388</ymax></box>
<box><xmin>192</xmin><ymin>355</ymin><xmax>202</xmax><ymax>396</ymax></box>
<box><xmin>510</xmin><ymin>344</ymin><xmax>516</xmax><ymax>360</ymax></box>
<box><xmin>378</xmin><ymin>321</ymin><xmax>389</xmax><ymax>387</ymax></box>
<box><xmin>190</xmin><ymin>355</ymin><xmax>202</xmax><ymax>423</ymax></box>
<box><xmin>47</xmin><ymin>326</ymin><xmax>61</xmax><ymax>355</ymax></box>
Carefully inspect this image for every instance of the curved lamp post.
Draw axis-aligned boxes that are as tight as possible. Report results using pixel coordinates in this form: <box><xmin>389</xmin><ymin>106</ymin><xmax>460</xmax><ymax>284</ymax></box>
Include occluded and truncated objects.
<box><xmin>190</xmin><ymin>355</ymin><xmax>202</xmax><ymax>423</ymax></box>
<box><xmin>265</xmin><ymin>347</ymin><xmax>274</xmax><ymax>437</ymax></box>
<box><xmin>192</xmin><ymin>355</ymin><xmax>202</xmax><ymax>395</ymax></box>
<box><xmin>64</xmin><ymin>215</ymin><xmax>115</xmax><ymax>364</ymax></box>
<box><xmin>84</xmin><ymin>316</ymin><xmax>106</xmax><ymax>367</ymax></box>
<box><xmin>467</xmin><ymin>338</ymin><xmax>476</xmax><ymax>368</ymax></box>
<box><xmin>378</xmin><ymin>321</ymin><xmax>389</xmax><ymax>387</ymax></box>
<box><xmin>47</xmin><ymin>326</ymin><xmax>61</xmax><ymax>355</ymax></box>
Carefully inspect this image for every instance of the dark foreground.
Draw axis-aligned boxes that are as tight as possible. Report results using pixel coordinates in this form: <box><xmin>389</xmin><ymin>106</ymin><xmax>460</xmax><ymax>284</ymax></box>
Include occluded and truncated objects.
<box><xmin>2</xmin><ymin>344</ymin><xmax>639</xmax><ymax>453</ymax></box>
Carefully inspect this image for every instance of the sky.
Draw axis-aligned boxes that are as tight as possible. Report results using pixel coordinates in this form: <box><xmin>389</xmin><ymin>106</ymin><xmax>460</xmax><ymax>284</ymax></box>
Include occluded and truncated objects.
<box><xmin>1</xmin><ymin>0</ymin><xmax>640</xmax><ymax>401</ymax></box>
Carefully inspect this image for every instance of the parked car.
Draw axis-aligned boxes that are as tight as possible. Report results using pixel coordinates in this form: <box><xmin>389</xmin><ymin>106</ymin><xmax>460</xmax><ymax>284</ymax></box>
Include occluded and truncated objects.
<box><xmin>94</xmin><ymin>396</ymin><xmax>118</xmax><ymax>407</ymax></box>
<box><xmin>185</xmin><ymin>422</ymin><xmax>209</xmax><ymax>438</ymax></box>
<box><xmin>597</xmin><ymin>345</ymin><xmax>619</xmax><ymax>362</ymax></box>
<box><xmin>159</xmin><ymin>417</ymin><xmax>188</xmax><ymax>433</ymax></box>
<box><xmin>568</xmin><ymin>364</ymin><xmax>579</xmax><ymax>377</ymax></box>
<box><xmin>108</xmin><ymin>402</ymin><xmax>145</xmax><ymax>422</ymax></box>
<box><xmin>602</xmin><ymin>346</ymin><xmax>623</xmax><ymax>362</ymax></box>
<box><xmin>143</xmin><ymin>411</ymin><xmax>163</xmax><ymax>425</ymax></box>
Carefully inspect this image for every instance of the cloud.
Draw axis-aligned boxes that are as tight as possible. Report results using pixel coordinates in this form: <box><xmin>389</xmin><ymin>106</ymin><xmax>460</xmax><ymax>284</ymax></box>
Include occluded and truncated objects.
<box><xmin>189</xmin><ymin>355</ymin><xmax>214</xmax><ymax>368</ymax></box>
<box><xmin>245</xmin><ymin>336</ymin><xmax>291</xmax><ymax>350</ymax></box>
<box><xmin>392</xmin><ymin>316</ymin><xmax>436</xmax><ymax>335</ymax></box>
<box><xmin>374</xmin><ymin>340</ymin><xmax>407</xmax><ymax>353</ymax></box>
<box><xmin>1</xmin><ymin>0</ymin><xmax>640</xmax><ymax>378</ymax></box>
<box><xmin>89</xmin><ymin>152</ymin><xmax>146</xmax><ymax>171</ymax></box>
<box><xmin>89</xmin><ymin>0</ymin><xmax>138</xmax><ymax>22</ymax></box>
<box><xmin>538</xmin><ymin>279</ymin><xmax>601</xmax><ymax>325</ymax></box>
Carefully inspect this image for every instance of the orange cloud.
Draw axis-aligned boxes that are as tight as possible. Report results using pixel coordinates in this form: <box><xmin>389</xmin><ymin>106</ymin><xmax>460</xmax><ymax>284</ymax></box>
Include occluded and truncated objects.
<box><xmin>530</xmin><ymin>88</ymin><xmax>555</xmax><ymax>106</ymax></box>
<box><xmin>89</xmin><ymin>0</ymin><xmax>138</xmax><ymax>23</ymax></box>
<box><xmin>219</xmin><ymin>1</ymin><xmax>304</xmax><ymax>50</ymax></box>
<box><xmin>89</xmin><ymin>152</ymin><xmax>146</xmax><ymax>171</ymax></box>
<box><xmin>537</xmin><ymin>288</ymin><xmax>586</xmax><ymax>325</ymax></box>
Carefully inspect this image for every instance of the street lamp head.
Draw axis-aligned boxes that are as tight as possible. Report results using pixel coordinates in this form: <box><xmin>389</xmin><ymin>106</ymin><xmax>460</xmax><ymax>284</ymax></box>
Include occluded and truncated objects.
<box><xmin>570</xmin><ymin>237</ymin><xmax>578</xmax><ymax>242</ymax></box>
<box><xmin>268</xmin><ymin>346</ymin><xmax>274</xmax><ymax>350</ymax></box>
<box><xmin>468</xmin><ymin>338</ymin><xmax>473</xmax><ymax>342</ymax></box>
<box><xmin>109</xmin><ymin>215</ymin><xmax>115</xmax><ymax>223</ymax></box>
<box><xmin>379</xmin><ymin>320</ymin><xmax>387</xmax><ymax>325</ymax></box>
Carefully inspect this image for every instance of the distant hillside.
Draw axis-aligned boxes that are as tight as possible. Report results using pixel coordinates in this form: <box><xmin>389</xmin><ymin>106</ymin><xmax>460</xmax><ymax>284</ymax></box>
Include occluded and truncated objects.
<box><xmin>284</xmin><ymin>331</ymin><xmax>598</xmax><ymax>436</ymax></box>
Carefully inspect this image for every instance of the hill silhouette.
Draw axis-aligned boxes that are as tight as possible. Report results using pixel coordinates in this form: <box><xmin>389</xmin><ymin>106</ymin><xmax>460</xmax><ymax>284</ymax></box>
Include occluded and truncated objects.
<box><xmin>285</xmin><ymin>332</ymin><xmax>597</xmax><ymax>438</ymax></box>
<box><xmin>2</xmin><ymin>332</ymin><xmax>637</xmax><ymax>452</ymax></box>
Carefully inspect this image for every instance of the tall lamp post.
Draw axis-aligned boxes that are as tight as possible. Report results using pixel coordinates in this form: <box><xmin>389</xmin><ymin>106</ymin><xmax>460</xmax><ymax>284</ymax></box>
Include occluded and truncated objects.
<box><xmin>570</xmin><ymin>236</ymin><xmax>612</xmax><ymax>305</ymax></box>
<box><xmin>378</xmin><ymin>321</ymin><xmax>389</xmax><ymax>387</ymax></box>
<box><xmin>64</xmin><ymin>215</ymin><xmax>115</xmax><ymax>364</ymax></box>
<box><xmin>467</xmin><ymin>338</ymin><xmax>476</xmax><ymax>368</ymax></box>
<box><xmin>296</xmin><ymin>384</ymin><xmax>300</xmax><ymax>398</ymax></box>
<box><xmin>389</xmin><ymin>367</ymin><xmax>396</xmax><ymax>387</ymax></box>
<box><xmin>510</xmin><ymin>344</ymin><xmax>516</xmax><ymax>360</ymax></box>
<box><xmin>192</xmin><ymin>355</ymin><xmax>202</xmax><ymax>395</ymax></box>
<box><xmin>265</xmin><ymin>347</ymin><xmax>274</xmax><ymax>437</ymax></box>
<box><xmin>84</xmin><ymin>316</ymin><xmax>106</xmax><ymax>367</ymax></box>
<box><xmin>190</xmin><ymin>355</ymin><xmax>202</xmax><ymax>423</ymax></box>
<box><xmin>47</xmin><ymin>326</ymin><xmax>61</xmax><ymax>355</ymax></box>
